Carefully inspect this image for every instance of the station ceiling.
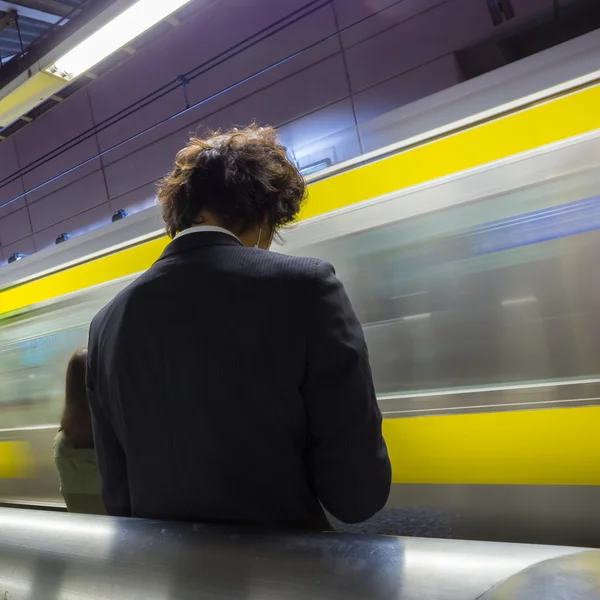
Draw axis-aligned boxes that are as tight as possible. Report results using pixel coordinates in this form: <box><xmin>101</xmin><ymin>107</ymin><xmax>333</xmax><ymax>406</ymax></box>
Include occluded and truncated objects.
<box><xmin>0</xmin><ymin>0</ymin><xmax>598</xmax><ymax>143</ymax></box>
<box><xmin>0</xmin><ymin>1</ymin><xmax>91</xmax><ymax>64</ymax></box>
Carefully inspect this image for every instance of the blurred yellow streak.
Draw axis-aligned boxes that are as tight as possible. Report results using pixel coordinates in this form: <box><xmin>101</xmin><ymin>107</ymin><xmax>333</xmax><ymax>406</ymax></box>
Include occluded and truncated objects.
<box><xmin>385</xmin><ymin>405</ymin><xmax>600</xmax><ymax>485</ymax></box>
<box><xmin>0</xmin><ymin>441</ymin><xmax>33</xmax><ymax>479</ymax></box>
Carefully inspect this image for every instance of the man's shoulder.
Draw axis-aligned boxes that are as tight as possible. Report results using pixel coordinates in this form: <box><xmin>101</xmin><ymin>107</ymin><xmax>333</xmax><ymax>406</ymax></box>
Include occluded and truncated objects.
<box><xmin>89</xmin><ymin>276</ymin><xmax>141</xmax><ymax>334</ymax></box>
<box><xmin>251</xmin><ymin>249</ymin><xmax>321</xmax><ymax>275</ymax></box>
<box><xmin>90</xmin><ymin>250</ymin><xmax>332</xmax><ymax>333</ymax></box>
<box><xmin>235</xmin><ymin>249</ymin><xmax>338</xmax><ymax>289</ymax></box>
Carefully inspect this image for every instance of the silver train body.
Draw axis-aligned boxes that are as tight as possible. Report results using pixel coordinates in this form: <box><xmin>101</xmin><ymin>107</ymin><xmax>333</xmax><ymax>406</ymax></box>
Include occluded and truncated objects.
<box><xmin>1</xmin><ymin>128</ymin><xmax>600</xmax><ymax>546</ymax></box>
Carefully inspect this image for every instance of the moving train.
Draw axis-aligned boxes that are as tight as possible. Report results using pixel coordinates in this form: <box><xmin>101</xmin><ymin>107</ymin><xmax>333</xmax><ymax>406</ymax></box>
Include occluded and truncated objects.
<box><xmin>2</xmin><ymin>40</ymin><xmax>600</xmax><ymax>547</ymax></box>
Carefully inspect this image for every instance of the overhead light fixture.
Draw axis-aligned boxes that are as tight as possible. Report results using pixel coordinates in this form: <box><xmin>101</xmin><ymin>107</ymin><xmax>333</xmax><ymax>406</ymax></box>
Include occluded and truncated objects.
<box><xmin>112</xmin><ymin>209</ymin><xmax>128</xmax><ymax>222</ymax></box>
<box><xmin>46</xmin><ymin>0</ymin><xmax>193</xmax><ymax>81</ymax></box>
<box><xmin>8</xmin><ymin>252</ymin><xmax>27</xmax><ymax>264</ymax></box>
<box><xmin>55</xmin><ymin>233</ymin><xmax>72</xmax><ymax>244</ymax></box>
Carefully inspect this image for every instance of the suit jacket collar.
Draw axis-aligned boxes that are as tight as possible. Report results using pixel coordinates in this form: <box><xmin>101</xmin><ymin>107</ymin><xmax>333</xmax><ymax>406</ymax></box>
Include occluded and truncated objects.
<box><xmin>157</xmin><ymin>230</ymin><xmax>242</xmax><ymax>262</ymax></box>
<box><xmin>175</xmin><ymin>225</ymin><xmax>241</xmax><ymax>243</ymax></box>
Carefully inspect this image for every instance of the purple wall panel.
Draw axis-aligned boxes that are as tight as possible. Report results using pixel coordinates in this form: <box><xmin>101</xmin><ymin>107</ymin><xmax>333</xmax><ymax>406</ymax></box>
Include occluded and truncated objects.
<box><xmin>89</xmin><ymin>0</ymin><xmax>314</xmax><ymax>121</ymax></box>
<box><xmin>0</xmin><ymin>136</ymin><xmax>21</xmax><ymax>179</ymax></box>
<box><xmin>16</xmin><ymin>92</ymin><xmax>100</xmax><ymax>204</ymax></box>
<box><xmin>510</xmin><ymin>0</ymin><xmax>555</xmax><ymax>19</ymax></box>
<box><xmin>337</xmin><ymin>0</ymin><xmax>442</xmax><ymax>48</ymax></box>
<box><xmin>0</xmin><ymin>180</ymin><xmax>26</xmax><ymax>219</ymax></box>
<box><xmin>103</xmin><ymin>52</ymin><xmax>349</xmax><ymax>201</ymax></box>
<box><xmin>89</xmin><ymin>1</ymin><xmax>320</xmax><ymax>145</ymax></box>
<box><xmin>200</xmin><ymin>53</ymin><xmax>349</xmax><ymax>129</ymax></box>
<box><xmin>343</xmin><ymin>0</ymin><xmax>554</xmax><ymax>94</ymax></box>
<box><xmin>0</xmin><ymin>138</ymin><xmax>26</xmax><ymax>218</ymax></box>
<box><xmin>103</xmin><ymin>130</ymin><xmax>183</xmax><ymax>200</ymax></box>
<box><xmin>182</xmin><ymin>4</ymin><xmax>339</xmax><ymax>109</ymax></box>
<box><xmin>343</xmin><ymin>1</ymin><xmax>468</xmax><ymax>93</ymax></box>
<box><xmin>278</xmin><ymin>98</ymin><xmax>358</xmax><ymax>159</ymax></box>
<box><xmin>21</xmin><ymin>148</ymin><xmax>101</xmax><ymax>205</ymax></box>
<box><xmin>108</xmin><ymin>181</ymin><xmax>157</xmax><ymax>216</ymax></box>
<box><xmin>15</xmin><ymin>92</ymin><xmax>95</xmax><ymax>166</ymax></box>
<box><xmin>27</xmin><ymin>169</ymin><xmax>108</xmax><ymax>232</ymax></box>
<box><xmin>354</xmin><ymin>54</ymin><xmax>464</xmax><ymax>125</ymax></box>
<box><xmin>96</xmin><ymin>89</ymin><xmax>184</xmax><ymax>167</ymax></box>
<box><xmin>0</xmin><ymin>0</ymin><xmax>564</xmax><ymax>261</ymax></box>
<box><xmin>95</xmin><ymin>4</ymin><xmax>338</xmax><ymax>164</ymax></box>
<box><xmin>33</xmin><ymin>202</ymin><xmax>112</xmax><ymax>252</ymax></box>
<box><xmin>0</xmin><ymin>207</ymin><xmax>32</xmax><ymax>246</ymax></box>
<box><xmin>333</xmin><ymin>0</ymin><xmax>401</xmax><ymax>30</ymax></box>
<box><xmin>88</xmin><ymin>1</ymin><xmax>223</xmax><ymax>124</ymax></box>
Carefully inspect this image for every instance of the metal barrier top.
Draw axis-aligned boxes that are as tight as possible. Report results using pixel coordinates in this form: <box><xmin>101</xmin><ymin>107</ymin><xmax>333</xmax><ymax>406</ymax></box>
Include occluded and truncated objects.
<box><xmin>0</xmin><ymin>508</ymin><xmax>598</xmax><ymax>599</ymax></box>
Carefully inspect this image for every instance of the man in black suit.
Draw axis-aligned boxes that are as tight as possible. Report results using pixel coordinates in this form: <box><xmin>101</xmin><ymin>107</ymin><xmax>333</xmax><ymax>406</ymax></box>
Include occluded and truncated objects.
<box><xmin>87</xmin><ymin>125</ymin><xmax>391</xmax><ymax>529</ymax></box>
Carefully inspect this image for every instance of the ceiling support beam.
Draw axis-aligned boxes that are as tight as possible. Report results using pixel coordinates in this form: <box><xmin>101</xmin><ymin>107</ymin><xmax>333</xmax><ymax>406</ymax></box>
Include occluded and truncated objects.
<box><xmin>0</xmin><ymin>10</ymin><xmax>11</xmax><ymax>34</ymax></box>
<box><xmin>0</xmin><ymin>1</ymin><xmax>64</xmax><ymax>24</ymax></box>
<box><xmin>8</xmin><ymin>0</ymin><xmax>71</xmax><ymax>17</ymax></box>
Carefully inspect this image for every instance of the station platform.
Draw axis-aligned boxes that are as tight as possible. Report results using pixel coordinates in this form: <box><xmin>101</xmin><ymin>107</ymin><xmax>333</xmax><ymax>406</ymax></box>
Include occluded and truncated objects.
<box><xmin>1</xmin><ymin>507</ymin><xmax>599</xmax><ymax>599</ymax></box>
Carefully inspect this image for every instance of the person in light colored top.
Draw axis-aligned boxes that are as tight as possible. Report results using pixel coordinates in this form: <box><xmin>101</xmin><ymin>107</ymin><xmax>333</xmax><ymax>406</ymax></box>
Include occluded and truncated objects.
<box><xmin>53</xmin><ymin>347</ymin><xmax>105</xmax><ymax>515</ymax></box>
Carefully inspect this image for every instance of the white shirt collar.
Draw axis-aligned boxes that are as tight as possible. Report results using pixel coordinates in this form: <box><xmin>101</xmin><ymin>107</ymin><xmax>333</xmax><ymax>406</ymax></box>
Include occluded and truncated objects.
<box><xmin>175</xmin><ymin>225</ymin><xmax>241</xmax><ymax>243</ymax></box>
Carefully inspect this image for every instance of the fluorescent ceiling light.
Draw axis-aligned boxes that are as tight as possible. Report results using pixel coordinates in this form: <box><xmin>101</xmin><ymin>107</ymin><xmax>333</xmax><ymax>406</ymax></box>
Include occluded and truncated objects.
<box><xmin>46</xmin><ymin>0</ymin><xmax>193</xmax><ymax>80</ymax></box>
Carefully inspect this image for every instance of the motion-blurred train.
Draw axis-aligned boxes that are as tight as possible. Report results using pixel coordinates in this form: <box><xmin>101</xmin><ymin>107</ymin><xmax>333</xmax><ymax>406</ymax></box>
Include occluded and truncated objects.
<box><xmin>2</xmin><ymin>34</ymin><xmax>600</xmax><ymax>547</ymax></box>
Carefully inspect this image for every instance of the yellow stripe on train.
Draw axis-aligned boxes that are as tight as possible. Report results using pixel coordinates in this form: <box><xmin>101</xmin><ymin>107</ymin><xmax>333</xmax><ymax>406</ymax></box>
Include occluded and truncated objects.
<box><xmin>384</xmin><ymin>405</ymin><xmax>600</xmax><ymax>486</ymax></box>
<box><xmin>0</xmin><ymin>441</ymin><xmax>33</xmax><ymax>479</ymax></box>
<box><xmin>3</xmin><ymin>83</ymin><xmax>600</xmax><ymax>315</ymax></box>
<box><xmin>1</xmin><ymin>406</ymin><xmax>598</xmax><ymax>484</ymax></box>
<box><xmin>303</xmin><ymin>83</ymin><xmax>600</xmax><ymax>220</ymax></box>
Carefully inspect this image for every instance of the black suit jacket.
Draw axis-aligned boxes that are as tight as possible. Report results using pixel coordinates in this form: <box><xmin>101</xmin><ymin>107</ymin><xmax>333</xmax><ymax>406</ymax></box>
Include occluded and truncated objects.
<box><xmin>87</xmin><ymin>231</ymin><xmax>391</xmax><ymax>529</ymax></box>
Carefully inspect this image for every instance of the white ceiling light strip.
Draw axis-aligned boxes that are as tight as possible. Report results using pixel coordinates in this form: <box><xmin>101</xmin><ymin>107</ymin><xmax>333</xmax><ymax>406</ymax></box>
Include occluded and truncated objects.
<box><xmin>46</xmin><ymin>0</ymin><xmax>193</xmax><ymax>80</ymax></box>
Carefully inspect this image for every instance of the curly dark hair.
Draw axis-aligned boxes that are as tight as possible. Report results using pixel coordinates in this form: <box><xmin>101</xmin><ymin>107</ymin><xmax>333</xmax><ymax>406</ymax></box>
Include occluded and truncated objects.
<box><xmin>157</xmin><ymin>125</ymin><xmax>306</xmax><ymax>238</ymax></box>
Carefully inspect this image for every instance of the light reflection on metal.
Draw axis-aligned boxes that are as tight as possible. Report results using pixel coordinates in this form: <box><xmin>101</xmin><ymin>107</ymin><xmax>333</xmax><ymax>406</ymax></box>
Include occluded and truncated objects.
<box><xmin>403</xmin><ymin>312</ymin><xmax>432</xmax><ymax>321</ymax></box>
<box><xmin>0</xmin><ymin>510</ymin><xmax>115</xmax><ymax>539</ymax></box>
<box><xmin>0</xmin><ymin>507</ymin><xmax>592</xmax><ymax>600</ymax></box>
<box><xmin>377</xmin><ymin>377</ymin><xmax>600</xmax><ymax>401</ymax></box>
<box><xmin>391</xmin><ymin>292</ymin><xmax>428</xmax><ymax>300</ymax></box>
<box><xmin>501</xmin><ymin>296</ymin><xmax>537</xmax><ymax>307</ymax></box>
<box><xmin>0</xmin><ymin>424</ymin><xmax>61</xmax><ymax>433</ymax></box>
<box><xmin>381</xmin><ymin>396</ymin><xmax>600</xmax><ymax>416</ymax></box>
